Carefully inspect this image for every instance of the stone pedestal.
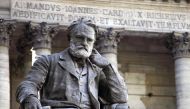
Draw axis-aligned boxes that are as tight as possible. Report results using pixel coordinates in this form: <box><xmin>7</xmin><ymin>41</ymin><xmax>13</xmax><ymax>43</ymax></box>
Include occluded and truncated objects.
<box><xmin>0</xmin><ymin>19</ymin><xmax>15</xmax><ymax>109</ymax></box>
<box><xmin>95</xmin><ymin>28</ymin><xmax>121</xmax><ymax>70</ymax></box>
<box><xmin>166</xmin><ymin>32</ymin><xmax>190</xmax><ymax>109</ymax></box>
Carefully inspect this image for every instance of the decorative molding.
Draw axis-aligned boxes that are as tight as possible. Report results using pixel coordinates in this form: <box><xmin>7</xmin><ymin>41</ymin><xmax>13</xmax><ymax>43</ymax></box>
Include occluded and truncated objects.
<box><xmin>95</xmin><ymin>28</ymin><xmax>121</xmax><ymax>54</ymax></box>
<box><xmin>166</xmin><ymin>32</ymin><xmax>190</xmax><ymax>59</ymax></box>
<box><xmin>27</xmin><ymin>22</ymin><xmax>59</xmax><ymax>50</ymax></box>
<box><xmin>0</xmin><ymin>19</ymin><xmax>16</xmax><ymax>47</ymax></box>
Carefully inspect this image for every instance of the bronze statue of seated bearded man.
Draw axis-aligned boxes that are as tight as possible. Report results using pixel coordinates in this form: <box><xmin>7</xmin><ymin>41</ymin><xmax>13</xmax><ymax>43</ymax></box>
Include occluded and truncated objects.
<box><xmin>16</xmin><ymin>18</ymin><xmax>129</xmax><ymax>109</ymax></box>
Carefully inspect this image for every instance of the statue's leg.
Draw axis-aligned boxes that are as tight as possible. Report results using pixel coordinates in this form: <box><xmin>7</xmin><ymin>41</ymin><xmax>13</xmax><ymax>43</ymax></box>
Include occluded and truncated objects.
<box><xmin>42</xmin><ymin>107</ymin><xmax>79</xmax><ymax>109</ymax></box>
<box><xmin>102</xmin><ymin>103</ymin><xmax>129</xmax><ymax>109</ymax></box>
<box><xmin>42</xmin><ymin>106</ymin><xmax>51</xmax><ymax>109</ymax></box>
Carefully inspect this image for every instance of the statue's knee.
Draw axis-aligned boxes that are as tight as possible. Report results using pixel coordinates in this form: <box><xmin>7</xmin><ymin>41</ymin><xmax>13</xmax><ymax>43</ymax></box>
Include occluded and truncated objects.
<box><xmin>102</xmin><ymin>103</ymin><xmax>129</xmax><ymax>109</ymax></box>
<box><xmin>114</xmin><ymin>103</ymin><xmax>129</xmax><ymax>109</ymax></box>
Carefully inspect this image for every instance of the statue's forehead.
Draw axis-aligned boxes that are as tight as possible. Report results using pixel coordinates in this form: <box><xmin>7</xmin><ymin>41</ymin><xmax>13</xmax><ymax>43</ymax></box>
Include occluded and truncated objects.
<box><xmin>71</xmin><ymin>23</ymin><xmax>95</xmax><ymax>36</ymax></box>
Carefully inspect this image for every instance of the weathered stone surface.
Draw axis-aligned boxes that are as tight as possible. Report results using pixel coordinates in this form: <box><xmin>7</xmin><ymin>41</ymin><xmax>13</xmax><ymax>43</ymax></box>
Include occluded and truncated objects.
<box><xmin>11</xmin><ymin>76</ymin><xmax>25</xmax><ymax>109</ymax></box>
<box><xmin>128</xmin><ymin>95</ymin><xmax>146</xmax><ymax>109</ymax></box>
<box><xmin>0</xmin><ymin>46</ymin><xmax>9</xmax><ymax>109</ymax></box>
<box><xmin>125</xmin><ymin>73</ymin><xmax>146</xmax><ymax>85</ymax></box>
<box><xmin>95</xmin><ymin>28</ymin><xmax>121</xmax><ymax>54</ymax></box>
<box><xmin>0</xmin><ymin>0</ymin><xmax>9</xmax><ymax>9</ymax></box>
<box><xmin>127</xmin><ymin>64</ymin><xmax>155</xmax><ymax>73</ymax></box>
<box><xmin>151</xmin><ymin>86</ymin><xmax>176</xmax><ymax>96</ymax></box>
<box><xmin>0</xmin><ymin>19</ymin><xmax>14</xmax><ymax>109</ymax></box>
<box><xmin>0</xmin><ymin>19</ymin><xmax>15</xmax><ymax>47</ymax></box>
<box><xmin>27</xmin><ymin>22</ymin><xmax>58</xmax><ymax>50</ymax></box>
<box><xmin>128</xmin><ymin>95</ymin><xmax>177</xmax><ymax>109</ymax></box>
<box><xmin>174</xmin><ymin>58</ymin><xmax>190</xmax><ymax>109</ymax></box>
<box><xmin>95</xmin><ymin>28</ymin><xmax>121</xmax><ymax>69</ymax></box>
<box><xmin>126</xmin><ymin>83</ymin><xmax>176</xmax><ymax>96</ymax></box>
<box><xmin>0</xmin><ymin>100</ymin><xmax>10</xmax><ymax>109</ymax></box>
<box><xmin>166</xmin><ymin>32</ymin><xmax>190</xmax><ymax>109</ymax></box>
<box><xmin>166</xmin><ymin>32</ymin><xmax>190</xmax><ymax>59</ymax></box>
<box><xmin>127</xmin><ymin>85</ymin><xmax>146</xmax><ymax>95</ymax></box>
<box><xmin>0</xmin><ymin>10</ymin><xmax>10</xmax><ymax>19</ymax></box>
<box><xmin>26</xmin><ymin>22</ymin><xmax>59</xmax><ymax>64</ymax></box>
<box><xmin>140</xmin><ymin>96</ymin><xmax>176</xmax><ymax>109</ymax></box>
<box><xmin>11</xmin><ymin>0</ymin><xmax>190</xmax><ymax>32</ymax></box>
<box><xmin>146</xmin><ymin>74</ymin><xmax>175</xmax><ymax>86</ymax></box>
<box><xmin>119</xmin><ymin>36</ymin><xmax>175</xmax><ymax>109</ymax></box>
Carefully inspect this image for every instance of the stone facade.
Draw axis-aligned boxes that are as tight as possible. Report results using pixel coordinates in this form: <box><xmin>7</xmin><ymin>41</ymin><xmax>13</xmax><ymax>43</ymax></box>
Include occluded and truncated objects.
<box><xmin>118</xmin><ymin>36</ymin><xmax>175</xmax><ymax>109</ymax></box>
<box><xmin>0</xmin><ymin>0</ymin><xmax>190</xmax><ymax>109</ymax></box>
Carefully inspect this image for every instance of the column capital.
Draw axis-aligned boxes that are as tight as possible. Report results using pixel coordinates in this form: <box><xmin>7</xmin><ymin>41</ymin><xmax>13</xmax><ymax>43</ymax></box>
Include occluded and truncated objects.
<box><xmin>166</xmin><ymin>32</ymin><xmax>190</xmax><ymax>59</ymax></box>
<box><xmin>0</xmin><ymin>19</ymin><xmax>16</xmax><ymax>47</ymax></box>
<box><xmin>95</xmin><ymin>28</ymin><xmax>121</xmax><ymax>54</ymax></box>
<box><xmin>27</xmin><ymin>22</ymin><xmax>59</xmax><ymax>50</ymax></box>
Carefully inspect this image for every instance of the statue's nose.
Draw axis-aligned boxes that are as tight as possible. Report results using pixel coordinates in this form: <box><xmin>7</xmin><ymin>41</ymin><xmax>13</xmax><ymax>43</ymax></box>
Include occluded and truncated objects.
<box><xmin>82</xmin><ymin>38</ymin><xmax>88</xmax><ymax>46</ymax></box>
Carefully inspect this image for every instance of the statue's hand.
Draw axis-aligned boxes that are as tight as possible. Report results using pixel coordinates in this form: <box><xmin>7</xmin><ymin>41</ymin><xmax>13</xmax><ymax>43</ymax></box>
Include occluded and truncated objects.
<box><xmin>90</xmin><ymin>49</ymin><xmax>110</xmax><ymax>68</ymax></box>
<box><xmin>21</xmin><ymin>96</ymin><xmax>42</xmax><ymax>109</ymax></box>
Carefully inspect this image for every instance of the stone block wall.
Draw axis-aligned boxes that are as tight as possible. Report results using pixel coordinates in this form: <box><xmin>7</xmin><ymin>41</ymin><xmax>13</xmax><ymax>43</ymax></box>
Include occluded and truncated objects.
<box><xmin>118</xmin><ymin>37</ymin><xmax>176</xmax><ymax>109</ymax></box>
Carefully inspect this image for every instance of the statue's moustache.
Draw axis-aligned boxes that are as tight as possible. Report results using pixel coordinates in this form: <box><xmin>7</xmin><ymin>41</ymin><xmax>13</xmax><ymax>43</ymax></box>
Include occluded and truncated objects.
<box><xmin>76</xmin><ymin>46</ymin><xmax>88</xmax><ymax>51</ymax></box>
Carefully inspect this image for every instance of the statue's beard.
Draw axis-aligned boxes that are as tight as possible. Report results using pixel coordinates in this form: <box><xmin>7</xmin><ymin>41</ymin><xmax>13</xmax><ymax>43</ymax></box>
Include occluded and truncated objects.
<box><xmin>69</xmin><ymin>43</ymin><xmax>92</xmax><ymax>59</ymax></box>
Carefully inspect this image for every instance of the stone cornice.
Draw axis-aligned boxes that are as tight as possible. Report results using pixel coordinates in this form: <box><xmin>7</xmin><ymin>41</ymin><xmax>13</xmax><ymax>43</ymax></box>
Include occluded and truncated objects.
<box><xmin>27</xmin><ymin>22</ymin><xmax>59</xmax><ymax>50</ymax></box>
<box><xmin>95</xmin><ymin>28</ymin><xmax>122</xmax><ymax>54</ymax></box>
<box><xmin>166</xmin><ymin>32</ymin><xmax>190</xmax><ymax>59</ymax></box>
<box><xmin>0</xmin><ymin>19</ymin><xmax>15</xmax><ymax>47</ymax></box>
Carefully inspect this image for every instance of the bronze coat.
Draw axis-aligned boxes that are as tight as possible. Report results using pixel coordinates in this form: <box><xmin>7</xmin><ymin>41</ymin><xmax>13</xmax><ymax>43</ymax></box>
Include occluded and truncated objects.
<box><xmin>16</xmin><ymin>48</ymin><xmax>127</xmax><ymax>109</ymax></box>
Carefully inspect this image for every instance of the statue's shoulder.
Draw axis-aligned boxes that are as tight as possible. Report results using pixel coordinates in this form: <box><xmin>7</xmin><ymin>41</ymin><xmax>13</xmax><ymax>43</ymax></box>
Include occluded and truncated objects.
<box><xmin>45</xmin><ymin>48</ymin><xmax>69</xmax><ymax>61</ymax></box>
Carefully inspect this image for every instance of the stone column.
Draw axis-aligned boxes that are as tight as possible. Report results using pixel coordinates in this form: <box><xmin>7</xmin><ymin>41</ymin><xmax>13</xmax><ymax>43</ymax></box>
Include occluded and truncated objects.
<box><xmin>95</xmin><ymin>28</ymin><xmax>121</xmax><ymax>70</ymax></box>
<box><xmin>0</xmin><ymin>19</ymin><xmax>15</xmax><ymax>109</ymax></box>
<box><xmin>166</xmin><ymin>32</ymin><xmax>190</xmax><ymax>109</ymax></box>
<box><xmin>27</xmin><ymin>22</ymin><xmax>58</xmax><ymax>64</ymax></box>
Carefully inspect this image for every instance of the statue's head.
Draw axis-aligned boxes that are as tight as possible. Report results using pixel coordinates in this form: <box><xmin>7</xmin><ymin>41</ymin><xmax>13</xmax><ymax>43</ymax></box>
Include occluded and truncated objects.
<box><xmin>67</xmin><ymin>18</ymin><xmax>97</xmax><ymax>59</ymax></box>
